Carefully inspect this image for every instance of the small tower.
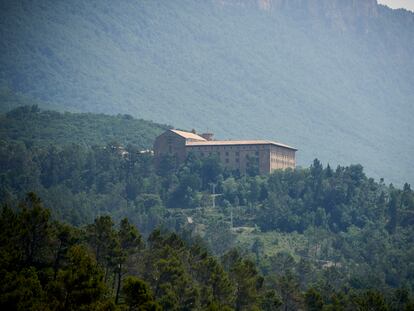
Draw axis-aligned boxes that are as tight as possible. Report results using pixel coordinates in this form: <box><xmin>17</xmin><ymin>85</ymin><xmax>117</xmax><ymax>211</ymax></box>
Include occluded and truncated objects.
<box><xmin>200</xmin><ymin>133</ymin><xmax>214</xmax><ymax>141</ymax></box>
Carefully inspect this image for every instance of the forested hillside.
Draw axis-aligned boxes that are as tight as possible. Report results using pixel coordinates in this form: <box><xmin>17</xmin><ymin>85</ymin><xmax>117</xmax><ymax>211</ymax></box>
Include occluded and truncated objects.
<box><xmin>1</xmin><ymin>106</ymin><xmax>414</xmax><ymax>310</ymax></box>
<box><xmin>0</xmin><ymin>105</ymin><xmax>168</xmax><ymax>149</ymax></box>
<box><xmin>0</xmin><ymin>194</ymin><xmax>266</xmax><ymax>310</ymax></box>
<box><xmin>1</xmin><ymin>0</ymin><xmax>413</xmax><ymax>184</ymax></box>
<box><xmin>4</xmin><ymin>194</ymin><xmax>414</xmax><ymax>310</ymax></box>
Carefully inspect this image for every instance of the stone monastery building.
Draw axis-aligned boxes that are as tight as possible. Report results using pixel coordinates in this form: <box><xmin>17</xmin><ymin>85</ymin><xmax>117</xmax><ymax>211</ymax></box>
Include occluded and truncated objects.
<box><xmin>154</xmin><ymin>129</ymin><xmax>297</xmax><ymax>175</ymax></box>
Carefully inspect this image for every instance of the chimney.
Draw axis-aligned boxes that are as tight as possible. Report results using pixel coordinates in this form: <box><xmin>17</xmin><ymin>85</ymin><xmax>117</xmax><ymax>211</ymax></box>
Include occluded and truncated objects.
<box><xmin>201</xmin><ymin>133</ymin><xmax>214</xmax><ymax>141</ymax></box>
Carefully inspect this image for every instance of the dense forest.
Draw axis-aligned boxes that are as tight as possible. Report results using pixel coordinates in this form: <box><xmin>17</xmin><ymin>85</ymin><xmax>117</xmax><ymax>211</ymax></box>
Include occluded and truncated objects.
<box><xmin>2</xmin><ymin>193</ymin><xmax>414</xmax><ymax>310</ymax></box>
<box><xmin>1</xmin><ymin>106</ymin><xmax>414</xmax><ymax>310</ymax></box>
<box><xmin>1</xmin><ymin>0</ymin><xmax>413</xmax><ymax>184</ymax></box>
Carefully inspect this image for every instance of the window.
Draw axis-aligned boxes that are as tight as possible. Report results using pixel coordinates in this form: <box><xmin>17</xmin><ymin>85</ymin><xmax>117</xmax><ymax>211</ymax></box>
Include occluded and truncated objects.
<box><xmin>225</xmin><ymin>152</ymin><xmax>229</xmax><ymax>156</ymax></box>
<box><xmin>236</xmin><ymin>151</ymin><xmax>240</xmax><ymax>156</ymax></box>
<box><xmin>226</xmin><ymin>158</ymin><xmax>229</xmax><ymax>163</ymax></box>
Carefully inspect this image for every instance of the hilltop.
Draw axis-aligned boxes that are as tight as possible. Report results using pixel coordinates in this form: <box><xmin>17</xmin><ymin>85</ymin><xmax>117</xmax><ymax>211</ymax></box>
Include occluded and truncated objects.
<box><xmin>0</xmin><ymin>0</ymin><xmax>413</xmax><ymax>184</ymax></box>
<box><xmin>0</xmin><ymin>105</ymin><xmax>168</xmax><ymax>149</ymax></box>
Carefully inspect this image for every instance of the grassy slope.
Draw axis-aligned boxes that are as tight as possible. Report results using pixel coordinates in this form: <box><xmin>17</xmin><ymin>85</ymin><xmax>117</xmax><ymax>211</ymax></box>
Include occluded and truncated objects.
<box><xmin>0</xmin><ymin>0</ymin><xmax>413</xmax><ymax>184</ymax></box>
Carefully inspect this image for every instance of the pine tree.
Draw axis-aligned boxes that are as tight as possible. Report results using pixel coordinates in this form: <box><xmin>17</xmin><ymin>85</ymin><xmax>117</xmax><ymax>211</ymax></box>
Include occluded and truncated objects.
<box><xmin>115</xmin><ymin>218</ymin><xmax>142</xmax><ymax>304</ymax></box>
<box><xmin>123</xmin><ymin>276</ymin><xmax>161</xmax><ymax>311</ymax></box>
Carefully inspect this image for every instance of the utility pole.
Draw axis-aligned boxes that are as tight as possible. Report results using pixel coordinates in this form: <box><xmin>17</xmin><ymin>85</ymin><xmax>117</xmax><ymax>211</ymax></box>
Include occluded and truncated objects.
<box><xmin>210</xmin><ymin>183</ymin><xmax>222</xmax><ymax>210</ymax></box>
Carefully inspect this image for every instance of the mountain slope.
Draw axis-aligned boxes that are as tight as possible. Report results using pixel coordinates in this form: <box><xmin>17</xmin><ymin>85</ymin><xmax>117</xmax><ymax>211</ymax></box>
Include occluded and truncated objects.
<box><xmin>0</xmin><ymin>0</ymin><xmax>413</xmax><ymax>184</ymax></box>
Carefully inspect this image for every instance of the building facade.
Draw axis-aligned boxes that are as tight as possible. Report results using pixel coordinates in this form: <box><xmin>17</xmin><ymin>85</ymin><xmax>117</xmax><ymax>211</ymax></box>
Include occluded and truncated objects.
<box><xmin>153</xmin><ymin>129</ymin><xmax>297</xmax><ymax>174</ymax></box>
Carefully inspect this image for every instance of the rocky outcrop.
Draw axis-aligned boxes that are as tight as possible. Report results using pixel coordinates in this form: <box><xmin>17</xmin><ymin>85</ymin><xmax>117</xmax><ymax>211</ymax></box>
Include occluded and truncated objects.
<box><xmin>215</xmin><ymin>0</ymin><xmax>380</xmax><ymax>30</ymax></box>
<box><xmin>267</xmin><ymin>0</ymin><xmax>377</xmax><ymax>16</ymax></box>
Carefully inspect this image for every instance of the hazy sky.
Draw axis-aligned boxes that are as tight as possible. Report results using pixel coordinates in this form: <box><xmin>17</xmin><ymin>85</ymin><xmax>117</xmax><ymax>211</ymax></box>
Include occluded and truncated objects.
<box><xmin>378</xmin><ymin>0</ymin><xmax>414</xmax><ymax>11</ymax></box>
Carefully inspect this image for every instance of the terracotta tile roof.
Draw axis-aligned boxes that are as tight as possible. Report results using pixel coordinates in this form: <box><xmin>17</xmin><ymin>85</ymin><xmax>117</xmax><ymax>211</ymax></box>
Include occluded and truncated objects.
<box><xmin>170</xmin><ymin>129</ymin><xmax>207</xmax><ymax>141</ymax></box>
<box><xmin>186</xmin><ymin>140</ymin><xmax>297</xmax><ymax>151</ymax></box>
